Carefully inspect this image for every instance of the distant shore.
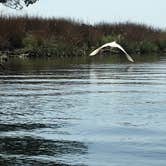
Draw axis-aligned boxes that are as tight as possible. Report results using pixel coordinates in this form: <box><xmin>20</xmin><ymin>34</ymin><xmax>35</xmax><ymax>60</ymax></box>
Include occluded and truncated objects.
<box><xmin>0</xmin><ymin>15</ymin><xmax>166</xmax><ymax>59</ymax></box>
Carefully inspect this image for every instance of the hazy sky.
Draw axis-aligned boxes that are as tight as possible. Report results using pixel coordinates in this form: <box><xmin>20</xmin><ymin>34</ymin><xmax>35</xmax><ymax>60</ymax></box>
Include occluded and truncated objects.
<box><xmin>0</xmin><ymin>0</ymin><xmax>165</xmax><ymax>28</ymax></box>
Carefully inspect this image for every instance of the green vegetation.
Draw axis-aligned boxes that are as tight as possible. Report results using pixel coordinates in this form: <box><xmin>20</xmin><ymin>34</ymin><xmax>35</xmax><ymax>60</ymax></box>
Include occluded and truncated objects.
<box><xmin>0</xmin><ymin>15</ymin><xmax>166</xmax><ymax>58</ymax></box>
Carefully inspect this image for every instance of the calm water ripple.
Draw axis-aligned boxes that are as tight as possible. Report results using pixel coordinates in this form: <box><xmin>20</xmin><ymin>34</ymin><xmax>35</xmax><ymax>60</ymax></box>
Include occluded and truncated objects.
<box><xmin>0</xmin><ymin>56</ymin><xmax>166</xmax><ymax>166</ymax></box>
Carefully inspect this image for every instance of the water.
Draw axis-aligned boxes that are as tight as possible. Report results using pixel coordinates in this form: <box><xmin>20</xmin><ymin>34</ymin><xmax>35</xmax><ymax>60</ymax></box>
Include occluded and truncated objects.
<box><xmin>0</xmin><ymin>55</ymin><xmax>166</xmax><ymax>166</ymax></box>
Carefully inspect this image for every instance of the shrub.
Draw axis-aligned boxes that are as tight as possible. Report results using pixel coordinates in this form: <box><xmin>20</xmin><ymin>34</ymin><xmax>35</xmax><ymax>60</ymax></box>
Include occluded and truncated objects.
<box><xmin>0</xmin><ymin>15</ymin><xmax>165</xmax><ymax>56</ymax></box>
<box><xmin>23</xmin><ymin>35</ymin><xmax>44</xmax><ymax>49</ymax></box>
<box><xmin>139</xmin><ymin>41</ymin><xmax>159</xmax><ymax>53</ymax></box>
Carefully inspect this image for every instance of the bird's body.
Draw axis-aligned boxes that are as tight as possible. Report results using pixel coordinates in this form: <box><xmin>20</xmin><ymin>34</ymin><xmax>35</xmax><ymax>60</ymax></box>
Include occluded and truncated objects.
<box><xmin>90</xmin><ymin>41</ymin><xmax>134</xmax><ymax>62</ymax></box>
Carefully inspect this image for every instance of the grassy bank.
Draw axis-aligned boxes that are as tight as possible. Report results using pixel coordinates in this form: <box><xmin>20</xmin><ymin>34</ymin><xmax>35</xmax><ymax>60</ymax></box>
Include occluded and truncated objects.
<box><xmin>0</xmin><ymin>15</ymin><xmax>166</xmax><ymax>58</ymax></box>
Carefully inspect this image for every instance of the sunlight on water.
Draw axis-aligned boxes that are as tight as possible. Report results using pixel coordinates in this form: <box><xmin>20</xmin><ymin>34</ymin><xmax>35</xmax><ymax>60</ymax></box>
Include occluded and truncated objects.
<box><xmin>0</xmin><ymin>55</ymin><xmax>166</xmax><ymax>166</ymax></box>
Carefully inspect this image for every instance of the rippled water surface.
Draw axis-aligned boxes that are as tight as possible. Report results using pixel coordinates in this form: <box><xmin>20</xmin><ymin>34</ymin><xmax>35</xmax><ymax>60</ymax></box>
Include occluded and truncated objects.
<box><xmin>1</xmin><ymin>56</ymin><xmax>166</xmax><ymax>166</ymax></box>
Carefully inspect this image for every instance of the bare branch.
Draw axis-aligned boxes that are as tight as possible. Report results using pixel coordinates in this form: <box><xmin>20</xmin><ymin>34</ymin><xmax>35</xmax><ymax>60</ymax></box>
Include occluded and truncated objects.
<box><xmin>0</xmin><ymin>0</ymin><xmax>38</xmax><ymax>9</ymax></box>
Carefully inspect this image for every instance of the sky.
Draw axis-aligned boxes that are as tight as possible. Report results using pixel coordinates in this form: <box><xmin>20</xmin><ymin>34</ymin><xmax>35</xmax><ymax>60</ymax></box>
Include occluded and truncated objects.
<box><xmin>0</xmin><ymin>0</ymin><xmax>166</xmax><ymax>29</ymax></box>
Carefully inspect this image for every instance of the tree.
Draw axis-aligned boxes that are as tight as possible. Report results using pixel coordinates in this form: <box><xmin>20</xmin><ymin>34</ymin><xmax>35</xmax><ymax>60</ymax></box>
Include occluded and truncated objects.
<box><xmin>0</xmin><ymin>0</ymin><xmax>38</xmax><ymax>9</ymax></box>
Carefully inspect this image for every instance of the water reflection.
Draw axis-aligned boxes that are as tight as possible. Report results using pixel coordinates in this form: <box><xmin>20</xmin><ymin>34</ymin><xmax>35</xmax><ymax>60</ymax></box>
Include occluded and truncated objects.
<box><xmin>0</xmin><ymin>157</ymin><xmax>71</xmax><ymax>166</ymax></box>
<box><xmin>1</xmin><ymin>55</ymin><xmax>166</xmax><ymax>166</ymax></box>
<box><xmin>0</xmin><ymin>123</ymin><xmax>59</xmax><ymax>132</ymax></box>
<box><xmin>0</xmin><ymin>136</ymin><xmax>87</xmax><ymax>156</ymax></box>
<box><xmin>0</xmin><ymin>136</ymin><xmax>87</xmax><ymax>166</ymax></box>
<box><xmin>0</xmin><ymin>54</ymin><xmax>160</xmax><ymax>73</ymax></box>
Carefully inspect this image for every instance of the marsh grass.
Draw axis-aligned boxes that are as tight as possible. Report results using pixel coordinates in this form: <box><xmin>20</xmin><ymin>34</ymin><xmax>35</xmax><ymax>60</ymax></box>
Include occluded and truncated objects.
<box><xmin>0</xmin><ymin>15</ymin><xmax>165</xmax><ymax>57</ymax></box>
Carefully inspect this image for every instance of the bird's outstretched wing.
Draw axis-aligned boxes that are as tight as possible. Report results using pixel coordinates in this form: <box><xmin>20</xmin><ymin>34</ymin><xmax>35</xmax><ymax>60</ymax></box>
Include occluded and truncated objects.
<box><xmin>89</xmin><ymin>43</ymin><xmax>109</xmax><ymax>56</ymax></box>
<box><xmin>112</xmin><ymin>42</ymin><xmax>134</xmax><ymax>62</ymax></box>
<box><xmin>89</xmin><ymin>41</ymin><xmax>134</xmax><ymax>62</ymax></box>
<box><xmin>89</xmin><ymin>47</ymin><xmax>101</xmax><ymax>56</ymax></box>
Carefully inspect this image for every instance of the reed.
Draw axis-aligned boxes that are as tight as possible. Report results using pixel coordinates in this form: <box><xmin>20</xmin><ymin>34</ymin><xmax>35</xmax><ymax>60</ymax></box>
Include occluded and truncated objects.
<box><xmin>0</xmin><ymin>15</ymin><xmax>165</xmax><ymax>56</ymax></box>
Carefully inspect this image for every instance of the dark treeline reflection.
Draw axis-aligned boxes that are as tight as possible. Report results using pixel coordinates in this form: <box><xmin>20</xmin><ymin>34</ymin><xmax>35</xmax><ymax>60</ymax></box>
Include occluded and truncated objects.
<box><xmin>0</xmin><ymin>54</ymin><xmax>160</xmax><ymax>73</ymax></box>
<box><xmin>0</xmin><ymin>123</ymin><xmax>60</xmax><ymax>132</ymax></box>
<box><xmin>0</xmin><ymin>136</ymin><xmax>87</xmax><ymax>166</ymax></box>
<box><xmin>0</xmin><ymin>156</ymin><xmax>70</xmax><ymax>166</ymax></box>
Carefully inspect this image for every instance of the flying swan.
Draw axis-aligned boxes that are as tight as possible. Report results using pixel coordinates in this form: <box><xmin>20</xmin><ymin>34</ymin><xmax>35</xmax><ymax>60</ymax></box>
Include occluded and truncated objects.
<box><xmin>89</xmin><ymin>41</ymin><xmax>134</xmax><ymax>62</ymax></box>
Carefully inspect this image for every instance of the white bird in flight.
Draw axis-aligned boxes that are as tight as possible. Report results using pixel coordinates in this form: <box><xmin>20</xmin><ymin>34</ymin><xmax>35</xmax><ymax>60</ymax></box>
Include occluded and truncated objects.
<box><xmin>89</xmin><ymin>41</ymin><xmax>134</xmax><ymax>62</ymax></box>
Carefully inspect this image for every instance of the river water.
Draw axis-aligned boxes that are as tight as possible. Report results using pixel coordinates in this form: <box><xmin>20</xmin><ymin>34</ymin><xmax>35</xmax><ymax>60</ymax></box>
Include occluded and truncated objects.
<box><xmin>0</xmin><ymin>55</ymin><xmax>166</xmax><ymax>166</ymax></box>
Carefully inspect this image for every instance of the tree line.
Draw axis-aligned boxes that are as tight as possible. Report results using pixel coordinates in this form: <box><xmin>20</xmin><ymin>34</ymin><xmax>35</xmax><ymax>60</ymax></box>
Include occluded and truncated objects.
<box><xmin>0</xmin><ymin>16</ymin><xmax>166</xmax><ymax>57</ymax></box>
